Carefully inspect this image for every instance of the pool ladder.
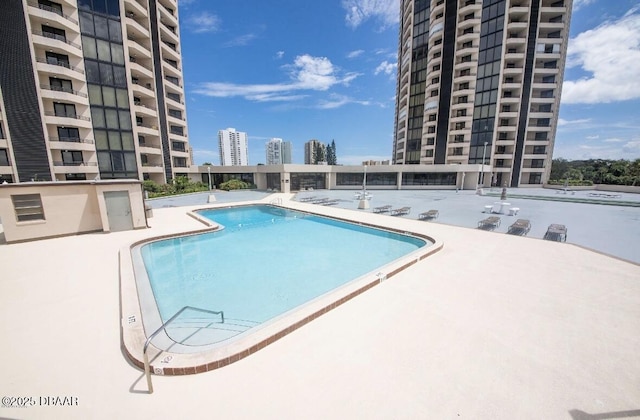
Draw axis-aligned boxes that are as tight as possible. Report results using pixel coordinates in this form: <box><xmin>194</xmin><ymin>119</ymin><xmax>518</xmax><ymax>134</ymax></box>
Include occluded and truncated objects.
<box><xmin>143</xmin><ymin>306</ymin><xmax>224</xmax><ymax>393</ymax></box>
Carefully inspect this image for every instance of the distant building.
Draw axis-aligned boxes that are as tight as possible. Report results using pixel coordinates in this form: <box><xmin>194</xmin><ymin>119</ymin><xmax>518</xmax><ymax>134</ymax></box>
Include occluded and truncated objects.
<box><xmin>265</xmin><ymin>138</ymin><xmax>292</xmax><ymax>164</ymax></box>
<box><xmin>281</xmin><ymin>141</ymin><xmax>292</xmax><ymax>164</ymax></box>
<box><xmin>304</xmin><ymin>139</ymin><xmax>326</xmax><ymax>164</ymax></box>
<box><xmin>218</xmin><ymin>128</ymin><xmax>248</xmax><ymax>166</ymax></box>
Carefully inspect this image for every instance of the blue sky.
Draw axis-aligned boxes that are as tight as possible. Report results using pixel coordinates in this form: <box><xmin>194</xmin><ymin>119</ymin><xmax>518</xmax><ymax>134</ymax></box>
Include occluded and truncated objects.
<box><xmin>177</xmin><ymin>0</ymin><xmax>640</xmax><ymax>165</ymax></box>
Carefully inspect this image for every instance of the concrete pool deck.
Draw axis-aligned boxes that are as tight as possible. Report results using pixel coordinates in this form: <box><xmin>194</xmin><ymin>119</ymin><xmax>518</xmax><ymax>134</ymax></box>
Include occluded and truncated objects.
<box><xmin>1</xmin><ymin>191</ymin><xmax>639</xmax><ymax>419</ymax></box>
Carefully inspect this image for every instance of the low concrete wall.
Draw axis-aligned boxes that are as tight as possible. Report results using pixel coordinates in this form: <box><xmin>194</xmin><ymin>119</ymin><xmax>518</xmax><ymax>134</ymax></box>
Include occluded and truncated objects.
<box><xmin>0</xmin><ymin>180</ymin><xmax>146</xmax><ymax>243</ymax></box>
<box><xmin>544</xmin><ymin>184</ymin><xmax>640</xmax><ymax>194</ymax></box>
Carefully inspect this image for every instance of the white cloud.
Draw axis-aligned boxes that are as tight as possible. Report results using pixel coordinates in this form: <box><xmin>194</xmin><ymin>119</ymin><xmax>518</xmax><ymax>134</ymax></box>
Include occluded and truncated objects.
<box><xmin>347</xmin><ymin>49</ymin><xmax>365</xmax><ymax>59</ymax></box>
<box><xmin>223</xmin><ymin>33</ymin><xmax>257</xmax><ymax>47</ymax></box>
<box><xmin>374</xmin><ymin>60</ymin><xmax>396</xmax><ymax>75</ymax></box>
<box><xmin>585</xmin><ymin>135</ymin><xmax>599</xmax><ymax>140</ymax></box>
<box><xmin>275</xmin><ymin>51</ymin><xmax>285</xmax><ymax>59</ymax></box>
<box><xmin>557</xmin><ymin>118</ymin><xmax>591</xmax><ymax>126</ymax></box>
<box><xmin>194</xmin><ymin>54</ymin><xmax>361</xmax><ymax>102</ymax></box>
<box><xmin>572</xmin><ymin>0</ymin><xmax>596</xmax><ymax>11</ymax></box>
<box><xmin>342</xmin><ymin>0</ymin><xmax>399</xmax><ymax>29</ymax></box>
<box><xmin>555</xmin><ymin>136</ymin><xmax>640</xmax><ymax>160</ymax></box>
<box><xmin>186</xmin><ymin>11</ymin><xmax>221</xmax><ymax>33</ymax></box>
<box><xmin>562</xmin><ymin>7</ymin><xmax>640</xmax><ymax>104</ymax></box>
<box><xmin>316</xmin><ymin>94</ymin><xmax>371</xmax><ymax>109</ymax></box>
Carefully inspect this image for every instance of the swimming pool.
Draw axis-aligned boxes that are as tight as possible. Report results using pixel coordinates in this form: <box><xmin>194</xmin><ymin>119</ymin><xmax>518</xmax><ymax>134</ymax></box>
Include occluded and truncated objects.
<box><xmin>134</xmin><ymin>204</ymin><xmax>430</xmax><ymax>354</ymax></box>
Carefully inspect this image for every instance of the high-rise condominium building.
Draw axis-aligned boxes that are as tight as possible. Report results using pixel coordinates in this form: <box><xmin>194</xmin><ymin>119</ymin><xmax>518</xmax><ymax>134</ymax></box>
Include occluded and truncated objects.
<box><xmin>265</xmin><ymin>138</ymin><xmax>292</xmax><ymax>165</ymax></box>
<box><xmin>392</xmin><ymin>0</ymin><xmax>572</xmax><ymax>187</ymax></box>
<box><xmin>304</xmin><ymin>139</ymin><xmax>326</xmax><ymax>165</ymax></box>
<box><xmin>0</xmin><ymin>0</ymin><xmax>191</xmax><ymax>184</ymax></box>
<box><xmin>218</xmin><ymin>127</ymin><xmax>248</xmax><ymax>166</ymax></box>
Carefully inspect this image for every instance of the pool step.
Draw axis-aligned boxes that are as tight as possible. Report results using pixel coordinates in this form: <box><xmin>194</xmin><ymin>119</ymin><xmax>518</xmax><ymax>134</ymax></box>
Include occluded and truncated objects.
<box><xmin>164</xmin><ymin>317</ymin><xmax>260</xmax><ymax>346</ymax></box>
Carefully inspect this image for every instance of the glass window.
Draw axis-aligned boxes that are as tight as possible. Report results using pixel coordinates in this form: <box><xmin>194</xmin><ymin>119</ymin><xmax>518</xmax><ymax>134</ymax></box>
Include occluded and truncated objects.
<box><xmin>91</xmin><ymin>108</ymin><xmax>105</xmax><ymax>128</ymax></box>
<box><xmin>79</xmin><ymin>11</ymin><xmax>94</xmax><ymax>35</ymax></box>
<box><xmin>121</xmin><ymin>131</ymin><xmax>134</xmax><ymax>150</ymax></box>
<box><xmin>116</xmin><ymin>89</ymin><xmax>129</xmax><ymax>108</ymax></box>
<box><xmin>82</xmin><ymin>36</ymin><xmax>97</xmax><ymax>59</ymax></box>
<box><xmin>99</xmin><ymin>63</ymin><xmax>113</xmax><ymax>85</ymax></box>
<box><xmin>96</xmin><ymin>39</ymin><xmax>111</xmax><ymax>62</ymax></box>
<box><xmin>102</xmin><ymin>86</ymin><xmax>116</xmax><ymax>107</ymax></box>
<box><xmin>110</xmin><ymin>43</ymin><xmax>124</xmax><ymax>64</ymax></box>
<box><xmin>108</xmin><ymin>19</ymin><xmax>122</xmax><ymax>42</ymax></box>
<box><xmin>94</xmin><ymin>15</ymin><xmax>109</xmax><ymax>39</ymax></box>
<box><xmin>124</xmin><ymin>151</ymin><xmax>137</xmax><ymax>171</ymax></box>
<box><xmin>112</xmin><ymin>152</ymin><xmax>125</xmax><ymax>171</ymax></box>
<box><xmin>108</xmin><ymin>131</ymin><xmax>122</xmax><ymax>149</ymax></box>
<box><xmin>113</xmin><ymin>66</ymin><xmax>127</xmax><ymax>87</ymax></box>
<box><xmin>106</xmin><ymin>0</ymin><xmax>120</xmax><ymax>17</ymax></box>
<box><xmin>85</xmin><ymin>61</ymin><xmax>100</xmax><ymax>83</ymax></box>
<box><xmin>105</xmin><ymin>109</ymin><xmax>119</xmax><ymax>129</ymax></box>
<box><xmin>97</xmin><ymin>151</ymin><xmax>112</xmax><ymax>171</ymax></box>
<box><xmin>119</xmin><ymin>111</ymin><xmax>132</xmax><ymax>130</ymax></box>
<box><xmin>88</xmin><ymin>84</ymin><xmax>102</xmax><ymax>105</ymax></box>
<box><xmin>95</xmin><ymin>130</ymin><xmax>109</xmax><ymax>149</ymax></box>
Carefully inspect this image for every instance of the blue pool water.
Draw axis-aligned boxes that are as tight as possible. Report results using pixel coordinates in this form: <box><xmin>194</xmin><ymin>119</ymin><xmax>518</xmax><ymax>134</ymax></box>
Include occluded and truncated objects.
<box><xmin>139</xmin><ymin>205</ymin><xmax>427</xmax><ymax>346</ymax></box>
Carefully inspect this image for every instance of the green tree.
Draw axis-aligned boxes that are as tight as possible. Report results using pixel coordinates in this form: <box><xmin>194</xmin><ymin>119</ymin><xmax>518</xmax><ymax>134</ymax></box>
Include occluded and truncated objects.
<box><xmin>562</xmin><ymin>168</ymin><xmax>583</xmax><ymax>181</ymax></box>
<box><xmin>628</xmin><ymin>158</ymin><xmax>640</xmax><ymax>186</ymax></box>
<box><xmin>313</xmin><ymin>143</ymin><xmax>326</xmax><ymax>164</ymax></box>
<box><xmin>326</xmin><ymin>140</ymin><xmax>337</xmax><ymax>165</ymax></box>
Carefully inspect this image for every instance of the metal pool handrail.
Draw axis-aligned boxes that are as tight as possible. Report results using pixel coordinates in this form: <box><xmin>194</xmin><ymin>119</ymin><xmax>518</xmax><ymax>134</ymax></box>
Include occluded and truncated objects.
<box><xmin>143</xmin><ymin>306</ymin><xmax>224</xmax><ymax>393</ymax></box>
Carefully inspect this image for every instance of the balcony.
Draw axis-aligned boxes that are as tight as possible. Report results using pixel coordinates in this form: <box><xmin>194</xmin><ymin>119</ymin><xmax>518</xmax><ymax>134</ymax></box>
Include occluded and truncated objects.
<box><xmin>48</xmin><ymin>137</ymin><xmax>95</xmax><ymax>151</ymax></box>
<box><xmin>40</xmin><ymin>84</ymin><xmax>87</xmax><ymax>98</ymax></box>
<box><xmin>27</xmin><ymin>0</ymin><xmax>78</xmax><ymax>25</ymax></box>
<box><xmin>126</xmin><ymin>37</ymin><xmax>152</xmax><ymax>59</ymax></box>
<box><xmin>32</xmin><ymin>30</ymin><xmax>81</xmax><ymax>51</ymax></box>
<box><xmin>44</xmin><ymin>110</ymin><xmax>89</xmax><ymax>121</ymax></box>
<box><xmin>35</xmin><ymin>56</ymin><xmax>84</xmax><ymax>78</ymax></box>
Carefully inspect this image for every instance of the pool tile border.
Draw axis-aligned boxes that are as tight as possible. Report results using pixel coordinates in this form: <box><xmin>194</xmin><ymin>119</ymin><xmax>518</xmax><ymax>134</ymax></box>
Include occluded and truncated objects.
<box><xmin>121</xmin><ymin>199</ymin><xmax>443</xmax><ymax>376</ymax></box>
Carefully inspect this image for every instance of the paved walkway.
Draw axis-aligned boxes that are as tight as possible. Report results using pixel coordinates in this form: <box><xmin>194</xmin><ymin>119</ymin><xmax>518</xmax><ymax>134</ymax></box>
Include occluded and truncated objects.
<box><xmin>0</xmin><ymin>193</ymin><xmax>639</xmax><ymax>419</ymax></box>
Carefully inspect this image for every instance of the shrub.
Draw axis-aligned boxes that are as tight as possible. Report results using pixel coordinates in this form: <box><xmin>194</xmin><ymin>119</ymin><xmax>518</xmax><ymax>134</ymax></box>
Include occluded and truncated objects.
<box><xmin>219</xmin><ymin>179</ymin><xmax>250</xmax><ymax>191</ymax></box>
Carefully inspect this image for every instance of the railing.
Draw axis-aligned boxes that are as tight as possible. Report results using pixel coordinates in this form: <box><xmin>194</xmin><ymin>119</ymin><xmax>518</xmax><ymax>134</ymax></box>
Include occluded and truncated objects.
<box><xmin>44</xmin><ymin>111</ymin><xmax>91</xmax><ymax>121</ymax></box>
<box><xmin>32</xmin><ymin>30</ymin><xmax>81</xmax><ymax>49</ymax></box>
<box><xmin>40</xmin><ymin>84</ymin><xmax>88</xmax><ymax>98</ymax></box>
<box><xmin>53</xmin><ymin>161</ymin><xmax>98</xmax><ymax>166</ymax></box>
<box><xmin>27</xmin><ymin>0</ymin><xmax>78</xmax><ymax>24</ymax></box>
<box><xmin>163</xmin><ymin>59</ymin><xmax>179</xmax><ymax>70</ymax></box>
<box><xmin>143</xmin><ymin>306</ymin><xmax>224</xmax><ymax>393</ymax></box>
<box><xmin>49</xmin><ymin>137</ymin><xmax>94</xmax><ymax>144</ymax></box>
<box><xmin>36</xmin><ymin>57</ymin><xmax>84</xmax><ymax>74</ymax></box>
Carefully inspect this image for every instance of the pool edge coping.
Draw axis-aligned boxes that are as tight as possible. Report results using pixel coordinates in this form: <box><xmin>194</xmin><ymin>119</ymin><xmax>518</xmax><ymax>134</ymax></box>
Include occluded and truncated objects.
<box><xmin>120</xmin><ymin>197</ymin><xmax>444</xmax><ymax>376</ymax></box>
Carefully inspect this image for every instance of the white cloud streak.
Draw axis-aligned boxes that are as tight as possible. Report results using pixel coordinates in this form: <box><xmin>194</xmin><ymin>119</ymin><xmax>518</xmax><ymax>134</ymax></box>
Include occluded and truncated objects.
<box><xmin>562</xmin><ymin>7</ymin><xmax>640</xmax><ymax>104</ymax></box>
<box><xmin>347</xmin><ymin>49</ymin><xmax>365</xmax><ymax>58</ymax></box>
<box><xmin>316</xmin><ymin>94</ymin><xmax>371</xmax><ymax>109</ymax></box>
<box><xmin>223</xmin><ymin>33</ymin><xmax>257</xmax><ymax>47</ymax></box>
<box><xmin>186</xmin><ymin>11</ymin><xmax>221</xmax><ymax>33</ymax></box>
<box><xmin>193</xmin><ymin>55</ymin><xmax>361</xmax><ymax>102</ymax></box>
<box><xmin>374</xmin><ymin>60</ymin><xmax>396</xmax><ymax>75</ymax></box>
<box><xmin>342</xmin><ymin>0</ymin><xmax>399</xmax><ymax>29</ymax></box>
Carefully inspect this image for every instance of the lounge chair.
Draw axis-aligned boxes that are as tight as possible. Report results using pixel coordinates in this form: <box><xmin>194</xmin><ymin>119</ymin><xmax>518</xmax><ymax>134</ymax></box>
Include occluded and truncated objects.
<box><xmin>543</xmin><ymin>224</ymin><xmax>567</xmax><ymax>242</ymax></box>
<box><xmin>477</xmin><ymin>216</ymin><xmax>501</xmax><ymax>230</ymax></box>
<box><xmin>321</xmin><ymin>199</ymin><xmax>340</xmax><ymax>206</ymax></box>
<box><xmin>390</xmin><ymin>207</ymin><xmax>411</xmax><ymax>216</ymax></box>
<box><xmin>507</xmin><ymin>219</ymin><xmax>531</xmax><ymax>236</ymax></box>
<box><xmin>418</xmin><ymin>210</ymin><xmax>439</xmax><ymax>220</ymax></box>
<box><xmin>373</xmin><ymin>205</ymin><xmax>392</xmax><ymax>214</ymax></box>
